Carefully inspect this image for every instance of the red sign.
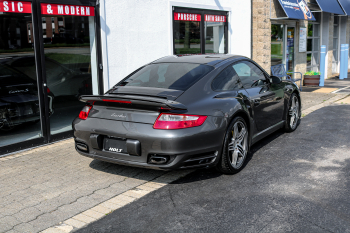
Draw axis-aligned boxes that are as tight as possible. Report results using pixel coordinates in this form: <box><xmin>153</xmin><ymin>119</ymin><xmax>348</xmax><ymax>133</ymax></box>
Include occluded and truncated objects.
<box><xmin>41</xmin><ymin>3</ymin><xmax>95</xmax><ymax>16</ymax></box>
<box><xmin>0</xmin><ymin>1</ymin><xmax>31</xmax><ymax>13</ymax></box>
<box><xmin>174</xmin><ymin>12</ymin><xmax>201</xmax><ymax>21</ymax></box>
<box><xmin>205</xmin><ymin>14</ymin><xmax>226</xmax><ymax>22</ymax></box>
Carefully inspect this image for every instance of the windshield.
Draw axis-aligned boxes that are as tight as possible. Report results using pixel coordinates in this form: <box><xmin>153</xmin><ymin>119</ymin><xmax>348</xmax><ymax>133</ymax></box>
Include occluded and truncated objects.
<box><xmin>116</xmin><ymin>63</ymin><xmax>214</xmax><ymax>91</ymax></box>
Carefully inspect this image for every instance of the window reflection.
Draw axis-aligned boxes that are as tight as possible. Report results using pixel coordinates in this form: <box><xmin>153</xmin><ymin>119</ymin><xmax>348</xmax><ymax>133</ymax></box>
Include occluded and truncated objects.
<box><xmin>271</xmin><ymin>24</ymin><xmax>284</xmax><ymax>66</ymax></box>
<box><xmin>174</xmin><ymin>20</ymin><xmax>201</xmax><ymax>55</ymax></box>
<box><xmin>0</xmin><ymin>12</ymin><xmax>44</xmax><ymax>147</ymax></box>
<box><xmin>42</xmin><ymin>15</ymin><xmax>97</xmax><ymax>135</ymax></box>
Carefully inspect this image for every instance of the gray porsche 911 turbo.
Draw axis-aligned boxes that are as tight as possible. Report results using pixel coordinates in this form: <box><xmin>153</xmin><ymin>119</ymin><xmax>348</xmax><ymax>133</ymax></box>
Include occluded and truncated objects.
<box><xmin>73</xmin><ymin>54</ymin><xmax>301</xmax><ymax>174</ymax></box>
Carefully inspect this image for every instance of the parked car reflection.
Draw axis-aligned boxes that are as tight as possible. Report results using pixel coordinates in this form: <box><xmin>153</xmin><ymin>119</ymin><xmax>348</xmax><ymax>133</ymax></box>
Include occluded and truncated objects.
<box><xmin>0</xmin><ymin>60</ymin><xmax>54</xmax><ymax>130</ymax></box>
<box><xmin>5</xmin><ymin>55</ymin><xmax>92</xmax><ymax>98</ymax></box>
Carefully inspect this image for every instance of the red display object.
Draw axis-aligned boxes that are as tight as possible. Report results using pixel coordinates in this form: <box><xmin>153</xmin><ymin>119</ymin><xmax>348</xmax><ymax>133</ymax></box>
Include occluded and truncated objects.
<box><xmin>41</xmin><ymin>3</ymin><xmax>95</xmax><ymax>16</ymax></box>
<box><xmin>205</xmin><ymin>14</ymin><xmax>226</xmax><ymax>22</ymax></box>
<box><xmin>174</xmin><ymin>12</ymin><xmax>201</xmax><ymax>21</ymax></box>
<box><xmin>0</xmin><ymin>1</ymin><xmax>32</xmax><ymax>13</ymax></box>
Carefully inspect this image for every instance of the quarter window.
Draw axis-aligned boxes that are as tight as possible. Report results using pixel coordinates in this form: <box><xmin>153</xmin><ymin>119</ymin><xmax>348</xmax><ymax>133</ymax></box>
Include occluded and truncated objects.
<box><xmin>212</xmin><ymin>66</ymin><xmax>241</xmax><ymax>91</ymax></box>
<box><xmin>232</xmin><ymin>61</ymin><xmax>267</xmax><ymax>88</ymax></box>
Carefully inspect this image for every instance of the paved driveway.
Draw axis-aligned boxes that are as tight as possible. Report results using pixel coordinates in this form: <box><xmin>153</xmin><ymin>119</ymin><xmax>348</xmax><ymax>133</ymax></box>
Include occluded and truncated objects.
<box><xmin>77</xmin><ymin>103</ymin><xmax>350</xmax><ymax>233</ymax></box>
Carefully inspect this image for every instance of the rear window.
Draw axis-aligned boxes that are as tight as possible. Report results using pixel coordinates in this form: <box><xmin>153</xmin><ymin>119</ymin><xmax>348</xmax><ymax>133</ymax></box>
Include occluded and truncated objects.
<box><xmin>117</xmin><ymin>63</ymin><xmax>214</xmax><ymax>91</ymax></box>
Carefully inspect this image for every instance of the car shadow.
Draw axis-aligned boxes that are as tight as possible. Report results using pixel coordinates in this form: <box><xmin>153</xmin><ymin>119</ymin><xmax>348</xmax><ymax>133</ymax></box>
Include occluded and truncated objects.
<box><xmin>88</xmin><ymin>122</ymin><xmax>295</xmax><ymax>184</ymax></box>
<box><xmin>173</xmin><ymin>128</ymin><xmax>287</xmax><ymax>184</ymax></box>
<box><xmin>89</xmin><ymin>159</ymin><xmax>167</xmax><ymax>181</ymax></box>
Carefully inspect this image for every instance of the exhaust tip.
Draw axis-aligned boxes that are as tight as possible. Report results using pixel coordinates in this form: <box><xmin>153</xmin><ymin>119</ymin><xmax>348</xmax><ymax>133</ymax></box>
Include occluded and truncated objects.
<box><xmin>76</xmin><ymin>142</ymin><xmax>88</xmax><ymax>152</ymax></box>
<box><xmin>148</xmin><ymin>155</ymin><xmax>169</xmax><ymax>165</ymax></box>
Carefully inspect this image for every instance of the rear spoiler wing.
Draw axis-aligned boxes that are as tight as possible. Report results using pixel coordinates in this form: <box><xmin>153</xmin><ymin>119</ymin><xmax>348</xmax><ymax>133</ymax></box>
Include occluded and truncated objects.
<box><xmin>79</xmin><ymin>95</ymin><xmax>187</xmax><ymax>110</ymax></box>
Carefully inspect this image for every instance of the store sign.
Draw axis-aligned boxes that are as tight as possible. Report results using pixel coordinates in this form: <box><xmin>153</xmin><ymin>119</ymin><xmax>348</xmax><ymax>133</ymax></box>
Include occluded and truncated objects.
<box><xmin>205</xmin><ymin>15</ymin><xmax>226</xmax><ymax>22</ymax></box>
<box><xmin>0</xmin><ymin>1</ymin><xmax>31</xmax><ymax>13</ymax></box>
<box><xmin>277</xmin><ymin>0</ymin><xmax>315</xmax><ymax>21</ymax></box>
<box><xmin>41</xmin><ymin>3</ymin><xmax>95</xmax><ymax>16</ymax></box>
<box><xmin>299</xmin><ymin>27</ymin><xmax>307</xmax><ymax>52</ymax></box>
<box><xmin>174</xmin><ymin>13</ymin><xmax>201</xmax><ymax>21</ymax></box>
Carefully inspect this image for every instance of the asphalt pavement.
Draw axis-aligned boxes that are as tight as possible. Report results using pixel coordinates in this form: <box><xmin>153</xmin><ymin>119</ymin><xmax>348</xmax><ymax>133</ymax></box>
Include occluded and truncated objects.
<box><xmin>76</xmin><ymin>103</ymin><xmax>350</xmax><ymax>233</ymax></box>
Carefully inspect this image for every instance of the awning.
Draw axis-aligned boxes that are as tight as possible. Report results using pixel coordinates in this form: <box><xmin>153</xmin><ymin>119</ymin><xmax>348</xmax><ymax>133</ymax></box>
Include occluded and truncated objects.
<box><xmin>277</xmin><ymin>0</ymin><xmax>316</xmax><ymax>21</ymax></box>
<box><xmin>314</xmin><ymin>0</ymin><xmax>345</xmax><ymax>15</ymax></box>
<box><xmin>337</xmin><ymin>0</ymin><xmax>350</xmax><ymax>15</ymax></box>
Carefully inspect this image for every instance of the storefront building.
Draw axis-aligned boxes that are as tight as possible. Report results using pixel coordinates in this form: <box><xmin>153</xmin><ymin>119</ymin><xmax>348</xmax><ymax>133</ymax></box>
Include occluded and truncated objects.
<box><xmin>0</xmin><ymin>0</ymin><xmax>251</xmax><ymax>155</ymax></box>
<box><xmin>252</xmin><ymin>0</ymin><xmax>350</xmax><ymax>80</ymax></box>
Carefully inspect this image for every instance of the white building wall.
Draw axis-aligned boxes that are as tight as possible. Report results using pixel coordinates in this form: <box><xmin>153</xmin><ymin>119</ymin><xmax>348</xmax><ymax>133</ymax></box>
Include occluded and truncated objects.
<box><xmin>100</xmin><ymin>0</ymin><xmax>252</xmax><ymax>91</ymax></box>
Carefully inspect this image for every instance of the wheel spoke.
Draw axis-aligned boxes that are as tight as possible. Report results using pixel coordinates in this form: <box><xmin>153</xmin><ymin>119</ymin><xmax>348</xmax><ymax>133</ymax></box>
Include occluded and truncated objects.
<box><xmin>228</xmin><ymin>141</ymin><xmax>235</xmax><ymax>152</ymax></box>
<box><xmin>237</xmin><ymin>127</ymin><xmax>246</xmax><ymax>143</ymax></box>
<box><xmin>290</xmin><ymin>115</ymin><xmax>295</xmax><ymax>127</ymax></box>
<box><xmin>231</xmin><ymin>150</ymin><xmax>238</xmax><ymax>165</ymax></box>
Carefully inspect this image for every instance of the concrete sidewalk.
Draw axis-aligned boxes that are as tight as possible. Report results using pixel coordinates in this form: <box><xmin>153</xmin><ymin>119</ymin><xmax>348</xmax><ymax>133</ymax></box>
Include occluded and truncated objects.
<box><xmin>0</xmin><ymin>91</ymin><xmax>348</xmax><ymax>233</ymax></box>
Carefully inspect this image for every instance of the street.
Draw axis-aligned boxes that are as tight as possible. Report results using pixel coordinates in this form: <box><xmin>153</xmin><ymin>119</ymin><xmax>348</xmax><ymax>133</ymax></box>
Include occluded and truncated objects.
<box><xmin>77</xmin><ymin>103</ymin><xmax>350</xmax><ymax>233</ymax></box>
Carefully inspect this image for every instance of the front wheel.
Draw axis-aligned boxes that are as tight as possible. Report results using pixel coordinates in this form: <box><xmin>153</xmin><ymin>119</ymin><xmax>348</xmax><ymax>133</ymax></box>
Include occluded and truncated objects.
<box><xmin>285</xmin><ymin>93</ymin><xmax>300</xmax><ymax>132</ymax></box>
<box><xmin>216</xmin><ymin>116</ymin><xmax>249</xmax><ymax>174</ymax></box>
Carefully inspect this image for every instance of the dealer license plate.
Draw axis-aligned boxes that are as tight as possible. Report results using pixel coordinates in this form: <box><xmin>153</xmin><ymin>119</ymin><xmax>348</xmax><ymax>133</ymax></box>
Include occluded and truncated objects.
<box><xmin>104</xmin><ymin>138</ymin><xmax>127</xmax><ymax>153</ymax></box>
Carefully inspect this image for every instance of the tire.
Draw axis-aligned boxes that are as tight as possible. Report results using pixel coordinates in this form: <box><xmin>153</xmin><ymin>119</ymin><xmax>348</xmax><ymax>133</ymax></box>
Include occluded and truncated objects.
<box><xmin>285</xmin><ymin>93</ymin><xmax>300</xmax><ymax>132</ymax></box>
<box><xmin>216</xmin><ymin>116</ymin><xmax>249</xmax><ymax>174</ymax></box>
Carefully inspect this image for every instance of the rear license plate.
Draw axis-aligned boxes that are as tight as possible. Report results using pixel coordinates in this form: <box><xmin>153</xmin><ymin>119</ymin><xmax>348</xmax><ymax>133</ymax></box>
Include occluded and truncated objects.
<box><xmin>104</xmin><ymin>138</ymin><xmax>127</xmax><ymax>154</ymax></box>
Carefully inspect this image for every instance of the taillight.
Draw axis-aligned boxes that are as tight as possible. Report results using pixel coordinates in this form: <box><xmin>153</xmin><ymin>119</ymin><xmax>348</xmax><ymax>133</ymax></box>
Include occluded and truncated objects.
<box><xmin>78</xmin><ymin>105</ymin><xmax>92</xmax><ymax>120</ymax></box>
<box><xmin>153</xmin><ymin>113</ymin><xmax>207</xmax><ymax>130</ymax></box>
<box><xmin>47</xmin><ymin>87</ymin><xmax>51</xmax><ymax>93</ymax></box>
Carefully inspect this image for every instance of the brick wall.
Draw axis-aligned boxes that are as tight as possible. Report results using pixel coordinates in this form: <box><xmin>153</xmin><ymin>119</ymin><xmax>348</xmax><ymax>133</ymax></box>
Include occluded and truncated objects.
<box><xmin>251</xmin><ymin>0</ymin><xmax>271</xmax><ymax>73</ymax></box>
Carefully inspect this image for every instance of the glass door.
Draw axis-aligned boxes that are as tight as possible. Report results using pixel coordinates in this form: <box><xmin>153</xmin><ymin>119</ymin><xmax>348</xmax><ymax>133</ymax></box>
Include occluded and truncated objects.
<box><xmin>271</xmin><ymin>24</ymin><xmax>284</xmax><ymax>66</ymax></box>
<box><xmin>40</xmin><ymin>3</ymin><xmax>99</xmax><ymax>136</ymax></box>
<box><xmin>0</xmin><ymin>1</ymin><xmax>45</xmax><ymax>148</ymax></box>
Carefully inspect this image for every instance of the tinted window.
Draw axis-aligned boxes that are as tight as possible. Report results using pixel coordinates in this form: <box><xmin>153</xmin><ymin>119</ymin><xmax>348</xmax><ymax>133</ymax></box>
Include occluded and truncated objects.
<box><xmin>212</xmin><ymin>66</ymin><xmax>241</xmax><ymax>91</ymax></box>
<box><xmin>232</xmin><ymin>61</ymin><xmax>267</xmax><ymax>88</ymax></box>
<box><xmin>117</xmin><ymin>63</ymin><xmax>214</xmax><ymax>91</ymax></box>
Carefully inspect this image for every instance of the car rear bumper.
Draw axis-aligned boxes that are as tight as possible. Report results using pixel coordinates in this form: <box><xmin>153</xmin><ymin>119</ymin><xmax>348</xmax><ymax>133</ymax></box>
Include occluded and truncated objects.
<box><xmin>73</xmin><ymin>116</ymin><xmax>226</xmax><ymax>170</ymax></box>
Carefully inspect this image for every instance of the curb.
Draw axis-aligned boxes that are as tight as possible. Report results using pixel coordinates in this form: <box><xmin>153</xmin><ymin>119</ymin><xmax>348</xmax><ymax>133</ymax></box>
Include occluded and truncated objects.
<box><xmin>301</xmin><ymin>94</ymin><xmax>349</xmax><ymax>118</ymax></box>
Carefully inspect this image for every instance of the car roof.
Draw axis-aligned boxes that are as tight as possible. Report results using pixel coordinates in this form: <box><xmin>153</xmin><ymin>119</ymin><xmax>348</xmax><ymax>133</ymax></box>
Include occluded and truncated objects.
<box><xmin>151</xmin><ymin>54</ymin><xmax>247</xmax><ymax>67</ymax></box>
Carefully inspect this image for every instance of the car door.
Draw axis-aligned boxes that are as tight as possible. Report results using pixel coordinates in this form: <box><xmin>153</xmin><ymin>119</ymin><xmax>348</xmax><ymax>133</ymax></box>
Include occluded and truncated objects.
<box><xmin>232</xmin><ymin>60</ymin><xmax>284</xmax><ymax>133</ymax></box>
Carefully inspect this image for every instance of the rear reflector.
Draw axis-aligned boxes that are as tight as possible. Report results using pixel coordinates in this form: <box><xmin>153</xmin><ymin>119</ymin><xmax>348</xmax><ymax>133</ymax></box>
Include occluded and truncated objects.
<box><xmin>78</xmin><ymin>105</ymin><xmax>92</xmax><ymax>120</ymax></box>
<box><xmin>153</xmin><ymin>113</ymin><xmax>207</xmax><ymax>130</ymax></box>
<box><xmin>102</xmin><ymin>99</ymin><xmax>132</xmax><ymax>104</ymax></box>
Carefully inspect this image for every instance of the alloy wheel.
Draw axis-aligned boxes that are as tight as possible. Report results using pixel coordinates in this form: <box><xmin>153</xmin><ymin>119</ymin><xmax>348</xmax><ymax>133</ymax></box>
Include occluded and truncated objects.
<box><xmin>228</xmin><ymin>121</ymin><xmax>248</xmax><ymax>169</ymax></box>
<box><xmin>289</xmin><ymin>96</ymin><xmax>299</xmax><ymax>129</ymax></box>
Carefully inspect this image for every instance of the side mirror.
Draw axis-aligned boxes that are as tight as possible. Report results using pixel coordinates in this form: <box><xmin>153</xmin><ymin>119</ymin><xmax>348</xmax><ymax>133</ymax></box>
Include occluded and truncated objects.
<box><xmin>270</xmin><ymin>76</ymin><xmax>282</xmax><ymax>84</ymax></box>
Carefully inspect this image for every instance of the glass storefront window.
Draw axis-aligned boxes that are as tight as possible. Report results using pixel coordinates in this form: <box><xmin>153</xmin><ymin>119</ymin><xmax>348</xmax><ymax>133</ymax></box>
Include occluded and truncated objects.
<box><xmin>173</xmin><ymin>9</ymin><xmax>228</xmax><ymax>55</ymax></box>
<box><xmin>271</xmin><ymin>24</ymin><xmax>284</xmax><ymax>66</ymax></box>
<box><xmin>173</xmin><ymin>13</ymin><xmax>201</xmax><ymax>55</ymax></box>
<box><xmin>0</xmin><ymin>4</ymin><xmax>44</xmax><ymax>147</ymax></box>
<box><xmin>0</xmin><ymin>1</ymin><xmax>101</xmax><ymax>154</ymax></box>
<box><xmin>40</xmin><ymin>4</ymin><xmax>98</xmax><ymax>135</ymax></box>
<box><xmin>204</xmin><ymin>14</ymin><xmax>226</xmax><ymax>54</ymax></box>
